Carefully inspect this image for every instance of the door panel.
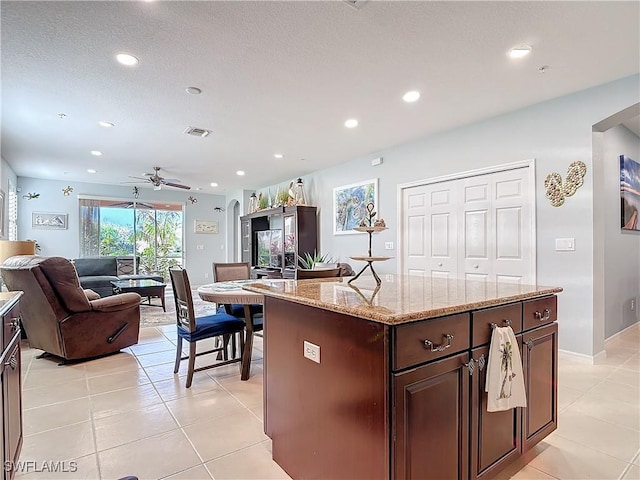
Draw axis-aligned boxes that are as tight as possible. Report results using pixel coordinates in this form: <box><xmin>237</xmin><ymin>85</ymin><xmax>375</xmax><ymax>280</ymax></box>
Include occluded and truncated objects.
<box><xmin>401</xmin><ymin>166</ymin><xmax>533</xmax><ymax>285</ymax></box>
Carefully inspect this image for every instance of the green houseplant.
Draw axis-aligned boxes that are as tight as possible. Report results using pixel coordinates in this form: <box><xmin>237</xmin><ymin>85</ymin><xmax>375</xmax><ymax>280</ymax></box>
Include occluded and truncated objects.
<box><xmin>298</xmin><ymin>251</ymin><xmax>336</xmax><ymax>270</ymax></box>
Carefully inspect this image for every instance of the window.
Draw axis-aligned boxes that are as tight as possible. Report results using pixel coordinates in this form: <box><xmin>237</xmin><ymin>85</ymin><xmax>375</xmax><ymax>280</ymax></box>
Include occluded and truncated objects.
<box><xmin>78</xmin><ymin>197</ymin><xmax>184</xmax><ymax>280</ymax></box>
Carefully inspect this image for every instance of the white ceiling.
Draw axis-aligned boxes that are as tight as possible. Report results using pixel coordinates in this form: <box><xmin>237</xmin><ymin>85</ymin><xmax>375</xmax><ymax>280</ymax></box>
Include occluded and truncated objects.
<box><xmin>2</xmin><ymin>1</ymin><xmax>639</xmax><ymax>194</ymax></box>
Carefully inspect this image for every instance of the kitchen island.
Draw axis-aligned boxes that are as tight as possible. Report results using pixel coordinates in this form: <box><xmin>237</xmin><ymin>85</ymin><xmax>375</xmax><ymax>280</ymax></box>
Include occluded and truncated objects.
<box><xmin>244</xmin><ymin>276</ymin><xmax>562</xmax><ymax>480</ymax></box>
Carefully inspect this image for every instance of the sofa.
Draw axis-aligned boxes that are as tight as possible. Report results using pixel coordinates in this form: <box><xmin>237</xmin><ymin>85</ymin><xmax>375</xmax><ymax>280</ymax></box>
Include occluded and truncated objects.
<box><xmin>72</xmin><ymin>256</ymin><xmax>164</xmax><ymax>298</ymax></box>
<box><xmin>0</xmin><ymin>255</ymin><xmax>141</xmax><ymax>361</ymax></box>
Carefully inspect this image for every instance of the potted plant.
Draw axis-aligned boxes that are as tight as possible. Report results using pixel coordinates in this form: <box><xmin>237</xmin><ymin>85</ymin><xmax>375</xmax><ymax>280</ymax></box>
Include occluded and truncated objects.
<box><xmin>298</xmin><ymin>251</ymin><xmax>337</xmax><ymax>270</ymax></box>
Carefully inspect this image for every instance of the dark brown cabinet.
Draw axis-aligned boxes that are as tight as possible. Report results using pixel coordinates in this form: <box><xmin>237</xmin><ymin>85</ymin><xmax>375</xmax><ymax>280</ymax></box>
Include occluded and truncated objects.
<box><xmin>264</xmin><ymin>293</ymin><xmax>558</xmax><ymax>480</ymax></box>
<box><xmin>240</xmin><ymin>206</ymin><xmax>317</xmax><ymax>276</ymax></box>
<box><xmin>522</xmin><ymin>322</ymin><xmax>558</xmax><ymax>452</ymax></box>
<box><xmin>394</xmin><ymin>352</ymin><xmax>470</xmax><ymax>480</ymax></box>
<box><xmin>0</xmin><ymin>293</ymin><xmax>23</xmax><ymax>480</ymax></box>
<box><xmin>470</xmin><ymin>344</ymin><xmax>522</xmax><ymax>480</ymax></box>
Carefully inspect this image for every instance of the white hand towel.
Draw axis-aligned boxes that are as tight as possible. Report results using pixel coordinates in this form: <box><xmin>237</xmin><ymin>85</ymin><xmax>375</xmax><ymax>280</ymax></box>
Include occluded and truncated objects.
<box><xmin>485</xmin><ymin>326</ymin><xmax>527</xmax><ymax>412</ymax></box>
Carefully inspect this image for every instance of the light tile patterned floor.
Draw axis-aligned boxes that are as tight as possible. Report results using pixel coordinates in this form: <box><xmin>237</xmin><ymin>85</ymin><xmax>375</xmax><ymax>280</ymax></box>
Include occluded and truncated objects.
<box><xmin>16</xmin><ymin>323</ymin><xmax>640</xmax><ymax>479</ymax></box>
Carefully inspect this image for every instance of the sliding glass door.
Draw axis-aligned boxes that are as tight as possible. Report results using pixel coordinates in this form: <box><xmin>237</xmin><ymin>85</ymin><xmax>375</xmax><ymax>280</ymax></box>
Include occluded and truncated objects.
<box><xmin>79</xmin><ymin>197</ymin><xmax>183</xmax><ymax>280</ymax></box>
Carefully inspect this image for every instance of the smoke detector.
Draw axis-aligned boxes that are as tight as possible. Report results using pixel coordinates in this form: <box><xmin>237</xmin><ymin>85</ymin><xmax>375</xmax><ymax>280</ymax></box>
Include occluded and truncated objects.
<box><xmin>183</xmin><ymin>126</ymin><xmax>211</xmax><ymax>138</ymax></box>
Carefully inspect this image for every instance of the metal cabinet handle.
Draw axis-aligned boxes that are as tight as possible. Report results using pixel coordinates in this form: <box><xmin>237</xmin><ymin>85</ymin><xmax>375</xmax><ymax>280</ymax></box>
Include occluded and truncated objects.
<box><xmin>476</xmin><ymin>354</ymin><xmax>486</xmax><ymax>371</ymax></box>
<box><xmin>463</xmin><ymin>359</ymin><xmax>475</xmax><ymax>375</ymax></box>
<box><xmin>4</xmin><ymin>354</ymin><xmax>17</xmax><ymax>370</ymax></box>
<box><xmin>490</xmin><ymin>318</ymin><xmax>512</xmax><ymax>329</ymax></box>
<box><xmin>526</xmin><ymin>339</ymin><xmax>535</xmax><ymax>350</ymax></box>
<box><xmin>473</xmin><ymin>264</ymin><xmax>479</xmax><ymax>269</ymax></box>
<box><xmin>438</xmin><ymin>262</ymin><xmax>443</xmax><ymax>267</ymax></box>
<box><xmin>10</xmin><ymin>317</ymin><xmax>20</xmax><ymax>331</ymax></box>
<box><xmin>423</xmin><ymin>333</ymin><xmax>453</xmax><ymax>352</ymax></box>
<box><xmin>534</xmin><ymin>308</ymin><xmax>551</xmax><ymax>322</ymax></box>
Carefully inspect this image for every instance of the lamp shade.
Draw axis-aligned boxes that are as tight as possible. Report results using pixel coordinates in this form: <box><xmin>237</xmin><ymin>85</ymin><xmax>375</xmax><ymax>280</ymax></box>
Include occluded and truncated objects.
<box><xmin>0</xmin><ymin>240</ymin><xmax>37</xmax><ymax>265</ymax></box>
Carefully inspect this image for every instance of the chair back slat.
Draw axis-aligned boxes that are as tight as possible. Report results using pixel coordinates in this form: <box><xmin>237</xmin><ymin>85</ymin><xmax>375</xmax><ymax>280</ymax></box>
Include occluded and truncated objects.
<box><xmin>213</xmin><ymin>262</ymin><xmax>251</xmax><ymax>282</ymax></box>
<box><xmin>169</xmin><ymin>267</ymin><xmax>196</xmax><ymax>332</ymax></box>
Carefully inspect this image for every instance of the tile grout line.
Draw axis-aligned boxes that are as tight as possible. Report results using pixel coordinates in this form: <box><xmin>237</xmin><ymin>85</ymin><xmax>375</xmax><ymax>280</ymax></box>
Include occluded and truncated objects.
<box><xmin>617</xmin><ymin>448</ymin><xmax>640</xmax><ymax>480</ymax></box>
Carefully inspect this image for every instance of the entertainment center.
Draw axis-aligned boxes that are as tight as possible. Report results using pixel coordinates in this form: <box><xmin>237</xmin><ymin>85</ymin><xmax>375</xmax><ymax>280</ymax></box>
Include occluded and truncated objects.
<box><xmin>240</xmin><ymin>206</ymin><xmax>318</xmax><ymax>278</ymax></box>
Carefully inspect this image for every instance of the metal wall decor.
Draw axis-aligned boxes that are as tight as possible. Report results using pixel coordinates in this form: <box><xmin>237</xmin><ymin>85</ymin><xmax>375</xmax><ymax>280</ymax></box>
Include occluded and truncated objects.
<box><xmin>62</xmin><ymin>186</ymin><xmax>73</xmax><ymax>196</ymax></box>
<box><xmin>22</xmin><ymin>192</ymin><xmax>40</xmax><ymax>200</ymax></box>
<box><xmin>544</xmin><ymin>161</ymin><xmax>587</xmax><ymax>207</ymax></box>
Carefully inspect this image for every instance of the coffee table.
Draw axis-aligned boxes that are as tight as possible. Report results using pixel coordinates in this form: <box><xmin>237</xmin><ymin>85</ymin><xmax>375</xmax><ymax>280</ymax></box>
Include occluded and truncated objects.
<box><xmin>111</xmin><ymin>279</ymin><xmax>167</xmax><ymax>311</ymax></box>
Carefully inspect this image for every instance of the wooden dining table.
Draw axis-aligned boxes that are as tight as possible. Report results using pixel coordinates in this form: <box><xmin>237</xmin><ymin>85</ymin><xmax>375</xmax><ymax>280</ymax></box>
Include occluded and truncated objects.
<box><xmin>197</xmin><ymin>280</ymin><xmax>266</xmax><ymax>380</ymax></box>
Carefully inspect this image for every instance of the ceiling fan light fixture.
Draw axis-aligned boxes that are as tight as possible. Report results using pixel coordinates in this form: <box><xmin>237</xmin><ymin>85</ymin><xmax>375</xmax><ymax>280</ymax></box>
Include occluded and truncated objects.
<box><xmin>154</xmin><ymin>184</ymin><xmax>162</xmax><ymax>191</ymax></box>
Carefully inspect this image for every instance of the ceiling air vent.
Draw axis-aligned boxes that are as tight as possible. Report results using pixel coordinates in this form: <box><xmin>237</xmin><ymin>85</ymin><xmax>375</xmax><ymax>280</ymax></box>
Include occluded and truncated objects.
<box><xmin>343</xmin><ymin>0</ymin><xmax>368</xmax><ymax>10</ymax></box>
<box><xmin>183</xmin><ymin>126</ymin><xmax>211</xmax><ymax>138</ymax></box>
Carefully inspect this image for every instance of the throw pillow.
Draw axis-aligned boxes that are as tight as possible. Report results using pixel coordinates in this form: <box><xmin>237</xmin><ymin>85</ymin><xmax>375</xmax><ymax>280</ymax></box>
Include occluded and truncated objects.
<box><xmin>117</xmin><ymin>258</ymin><xmax>135</xmax><ymax>276</ymax></box>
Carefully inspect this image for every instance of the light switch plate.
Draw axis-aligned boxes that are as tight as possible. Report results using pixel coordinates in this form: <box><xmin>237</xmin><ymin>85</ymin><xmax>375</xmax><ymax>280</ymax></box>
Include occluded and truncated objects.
<box><xmin>303</xmin><ymin>341</ymin><xmax>320</xmax><ymax>364</ymax></box>
<box><xmin>555</xmin><ymin>238</ymin><xmax>575</xmax><ymax>251</ymax></box>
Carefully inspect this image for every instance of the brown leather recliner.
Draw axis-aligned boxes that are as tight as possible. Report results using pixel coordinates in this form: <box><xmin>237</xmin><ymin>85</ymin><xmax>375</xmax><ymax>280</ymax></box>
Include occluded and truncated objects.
<box><xmin>0</xmin><ymin>255</ymin><xmax>141</xmax><ymax>361</ymax></box>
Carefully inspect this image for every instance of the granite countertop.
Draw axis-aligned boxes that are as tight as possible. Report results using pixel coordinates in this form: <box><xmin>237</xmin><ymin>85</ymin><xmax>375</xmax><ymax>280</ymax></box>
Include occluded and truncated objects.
<box><xmin>242</xmin><ymin>276</ymin><xmax>562</xmax><ymax>325</ymax></box>
<box><xmin>0</xmin><ymin>291</ymin><xmax>22</xmax><ymax>316</ymax></box>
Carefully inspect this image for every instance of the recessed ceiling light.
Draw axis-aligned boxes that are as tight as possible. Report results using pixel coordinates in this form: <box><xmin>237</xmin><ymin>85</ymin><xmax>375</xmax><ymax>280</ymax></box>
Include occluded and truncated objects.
<box><xmin>185</xmin><ymin>86</ymin><xmax>202</xmax><ymax>95</ymax></box>
<box><xmin>210</xmin><ymin>182</ymin><xmax>218</xmax><ymax>187</ymax></box>
<box><xmin>508</xmin><ymin>45</ymin><xmax>532</xmax><ymax>59</ymax></box>
<box><xmin>345</xmin><ymin>119</ymin><xmax>358</xmax><ymax>128</ymax></box>
<box><xmin>98</xmin><ymin>121</ymin><xmax>114</xmax><ymax>128</ymax></box>
<box><xmin>402</xmin><ymin>91</ymin><xmax>421</xmax><ymax>103</ymax></box>
<box><xmin>90</xmin><ymin>150</ymin><xmax>103</xmax><ymax>156</ymax></box>
<box><xmin>115</xmin><ymin>53</ymin><xmax>139</xmax><ymax>66</ymax></box>
<box><xmin>236</xmin><ymin>170</ymin><xmax>245</xmax><ymax>176</ymax></box>
<box><xmin>274</xmin><ymin>153</ymin><xmax>284</xmax><ymax>159</ymax></box>
<box><xmin>87</xmin><ymin>169</ymin><xmax>97</xmax><ymax>174</ymax></box>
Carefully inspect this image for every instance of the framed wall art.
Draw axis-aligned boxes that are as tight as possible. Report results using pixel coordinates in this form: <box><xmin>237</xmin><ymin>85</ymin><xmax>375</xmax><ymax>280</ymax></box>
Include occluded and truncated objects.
<box><xmin>620</xmin><ymin>154</ymin><xmax>640</xmax><ymax>231</ymax></box>
<box><xmin>194</xmin><ymin>219</ymin><xmax>218</xmax><ymax>234</ymax></box>
<box><xmin>333</xmin><ymin>178</ymin><xmax>378</xmax><ymax>235</ymax></box>
<box><xmin>32</xmin><ymin>212</ymin><xmax>68</xmax><ymax>230</ymax></box>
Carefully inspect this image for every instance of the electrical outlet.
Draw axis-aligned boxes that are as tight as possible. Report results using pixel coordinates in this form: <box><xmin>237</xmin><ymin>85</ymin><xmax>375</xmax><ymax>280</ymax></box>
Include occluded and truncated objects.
<box><xmin>632</xmin><ymin>299</ymin><xmax>636</xmax><ymax>311</ymax></box>
<box><xmin>303</xmin><ymin>341</ymin><xmax>320</xmax><ymax>364</ymax></box>
<box><xmin>385</xmin><ymin>242</ymin><xmax>394</xmax><ymax>250</ymax></box>
<box><xmin>204</xmin><ymin>273</ymin><xmax>209</xmax><ymax>279</ymax></box>
<box><xmin>196</xmin><ymin>244</ymin><xmax>204</xmax><ymax>250</ymax></box>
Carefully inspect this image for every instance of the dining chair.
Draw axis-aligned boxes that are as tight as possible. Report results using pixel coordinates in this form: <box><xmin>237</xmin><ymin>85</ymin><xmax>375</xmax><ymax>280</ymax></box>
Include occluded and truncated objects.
<box><xmin>212</xmin><ymin>262</ymin><xmax>264</xmax><ymax>322</ymax></box>
<box><xmin>169</xmin><ymin>267</ymin><xmax>245</xmax><ymax>387</ymax></box>
<box><xmin>295</xmin><ymin>267</ymin><xmax>341</xmax><ymax>279</ymax></box>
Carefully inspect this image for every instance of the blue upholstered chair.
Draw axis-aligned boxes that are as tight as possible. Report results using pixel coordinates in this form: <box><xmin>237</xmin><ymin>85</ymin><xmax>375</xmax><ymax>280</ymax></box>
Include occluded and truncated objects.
<box><xmin>212</xmin><ymin>262</ymin><xmax>264</xmax><ymax>324</ymax></box>
<box><xmin>169</xmin><ymin>267</ymin><xmax>245</xmax><ymax>388</ymax></box>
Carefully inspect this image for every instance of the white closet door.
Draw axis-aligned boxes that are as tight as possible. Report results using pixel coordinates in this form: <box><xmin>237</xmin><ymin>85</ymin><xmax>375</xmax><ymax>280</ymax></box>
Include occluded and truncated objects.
<box><xmin>402</xmin><ymin>183</ymin><xmax>458</xmax><ymax>278</ymax></box>
<box><xmin>401</xmin><ymin>165</ymin><xmax>534</xmax><ymax>284</ymax></box>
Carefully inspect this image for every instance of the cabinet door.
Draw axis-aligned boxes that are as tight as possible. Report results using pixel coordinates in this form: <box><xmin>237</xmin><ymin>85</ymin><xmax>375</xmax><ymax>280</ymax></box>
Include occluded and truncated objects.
<box><xmin>393</xmin><ymin>352</ymin><xmax>470</xmax><ymax>480</ymax></box>
<box><xmin>522</xmin><ymin>322</ymin><xmax>558</xmax><ymax>452</ymax></box>
<box><xmin>470</xmin><ymin>345</ymin><xmax>521</xmax><ymax>480</ymax></box>
<box><xmin>241</xmin><ymin>219</ymin><xmax>251</xmax><ymax>264</ymax></box>
<box><xmin>3</xmin><ymin>334</ymin><xmax>22</xmax><ymax>479</ymax></box>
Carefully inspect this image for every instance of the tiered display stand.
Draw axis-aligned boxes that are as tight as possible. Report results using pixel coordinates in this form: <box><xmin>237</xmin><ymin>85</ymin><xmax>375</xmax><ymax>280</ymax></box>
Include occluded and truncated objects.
<box><xmin>348</xmin><ymin>225</ymin><xmax>391</xmax><ymax>286</ymax></box>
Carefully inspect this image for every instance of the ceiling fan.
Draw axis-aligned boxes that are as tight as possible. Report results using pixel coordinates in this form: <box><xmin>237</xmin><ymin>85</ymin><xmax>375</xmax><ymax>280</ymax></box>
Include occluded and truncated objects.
<box><xmin>124</xmin><ymin>166</ymin><xmax>191</xmax><ymax>190</ymax></box>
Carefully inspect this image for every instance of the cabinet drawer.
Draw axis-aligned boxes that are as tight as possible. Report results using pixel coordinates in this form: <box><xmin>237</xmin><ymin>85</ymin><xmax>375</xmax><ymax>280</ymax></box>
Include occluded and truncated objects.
<box><xmin>394</xmin><ymin>313</ymin><xmax>470</xmax><ymax>370</ymax></box>
<box><xmin>472</xmin><ymin>303</ymin><xmax>522</xmax><ymax>347</ymax></box>
<box><xmin>2</xmin><ymin>302</ymin><xmax>20</xmax><ymax>352</ymax></box>
<box><xmin>523</xmin><ymin>296</ymin><xmax>557</xmax><ymax>331</ymax></box>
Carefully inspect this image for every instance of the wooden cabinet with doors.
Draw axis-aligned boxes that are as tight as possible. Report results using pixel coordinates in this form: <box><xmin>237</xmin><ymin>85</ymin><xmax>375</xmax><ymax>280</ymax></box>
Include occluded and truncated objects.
<box><xmin>240</xmin><ymin>206</ymin><xmax>317</xmax><ymax>277</ymax></box>
<box><xmin>0</xmin><ymin>292</ymin><xmax>23</xmax><ymax>480</ymax></box>
<box><xmin>260</xmin><ymin>279</ymin><xmax>559</xmax><ymax>480</ymax></box>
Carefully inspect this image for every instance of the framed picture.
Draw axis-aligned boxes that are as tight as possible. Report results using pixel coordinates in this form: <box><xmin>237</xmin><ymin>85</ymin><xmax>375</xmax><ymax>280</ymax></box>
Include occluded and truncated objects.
<box><xmin>333</xmin><ymin>178</ymin><xmax>378</xmax><ymax>235</ymax></box>
<box><xmin>194</xmin><ymin>219</ymin><xmax>218</xmax><ymax>234</ymax></box>
<box><xmin>620</xmin><ymin>154</ymin><xmax>640</xmax><ymax>231</ymax></box>
<box><xmin>32</xmin><ymin>212</ymin><xmax>68</xmax><ymax>230</ymax></box>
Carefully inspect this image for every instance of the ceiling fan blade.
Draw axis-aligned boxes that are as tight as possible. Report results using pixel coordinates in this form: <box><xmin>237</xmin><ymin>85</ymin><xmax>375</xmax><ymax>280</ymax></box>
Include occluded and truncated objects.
<box><xmin>163</xmin><ymin>181</ymin><xmax>191</xmax><ymax>190</ymax></box>
<box><xmin>128</xmin><ymin>176</ymin><xmax>149</xmax><ymax>181</ymax></box>
<box><xmin>162</xmin><ymin>178</ymin><xmax>181</xmax><ymax>183</ymax></box>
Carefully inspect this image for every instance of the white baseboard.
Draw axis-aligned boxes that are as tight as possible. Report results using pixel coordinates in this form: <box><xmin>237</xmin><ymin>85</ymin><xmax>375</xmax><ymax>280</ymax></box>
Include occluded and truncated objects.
<box><xmin>558</xmin><ymin>349</ymin><xmax>607</xmax><ymax>365</ymax></box>
<box><xmin>605</xmin><ymin>321</ymin><xmax>640</xmax><ymax>347</ymax></box>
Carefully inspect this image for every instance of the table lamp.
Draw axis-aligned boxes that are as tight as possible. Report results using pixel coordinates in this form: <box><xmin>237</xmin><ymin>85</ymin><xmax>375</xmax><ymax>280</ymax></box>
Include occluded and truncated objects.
<box><xmin>0</xmin><ymin>240</ymin><xmax>37</xmax><ymax>265</ymax></box>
